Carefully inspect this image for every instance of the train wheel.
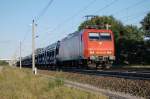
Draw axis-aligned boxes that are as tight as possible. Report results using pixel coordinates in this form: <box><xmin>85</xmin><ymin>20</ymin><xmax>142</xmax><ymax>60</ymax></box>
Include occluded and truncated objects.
<box><xmin>104</xmin><ymin>63</ymin><xmax>112</xmax><ymax>70</ymax></box>
<box><xmin>100</xmin><ymin>63</ymin><xmax>106</xmax><ymax>70</ymax></box>
<box><xmin>105</xmin><ymin>65</ymin><xmax>111</xmax><ymax>69</ymax></box>
<box><xmin>96</xmin><ymin>64</ymin><xmax>99</xmax><ymax>70</ymax></box>
<box><xmin>56</xmin><ymin>61</ymin><xmax>61</xmax><ymax>71</ymax></box>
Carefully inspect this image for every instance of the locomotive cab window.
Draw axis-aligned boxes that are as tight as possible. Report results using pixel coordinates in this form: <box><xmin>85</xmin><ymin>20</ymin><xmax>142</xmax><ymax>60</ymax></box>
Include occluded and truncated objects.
<box><xmin>89</xmin><ymin>33</ymin><xmax>99</xmax><ymax>40</ymax></box>
<box><xmin>100</xmin><ymin>33</ymin><xmax>111</xmax><ymax>40</ymax></box>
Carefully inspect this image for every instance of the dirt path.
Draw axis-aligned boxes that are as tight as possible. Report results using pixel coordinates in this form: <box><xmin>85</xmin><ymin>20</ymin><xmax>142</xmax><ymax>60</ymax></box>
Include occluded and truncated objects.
<box><xmin>0</xmin><ymin>66</ymin><xmax>3</xmax><ymax>72</ymax></box>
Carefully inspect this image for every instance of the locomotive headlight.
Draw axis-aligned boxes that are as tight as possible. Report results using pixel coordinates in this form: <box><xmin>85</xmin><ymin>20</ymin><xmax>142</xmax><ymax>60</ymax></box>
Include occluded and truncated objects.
<box><xmin>90</xmin><ymin>56</ymin><xmax>95</xmax><ymax>60</ymax></box>
<box><xmin>90</xmin><ymin>56</ymin><xmax>98</xmax><ymax>60</ymax></box>
<box><xmin>90</xmin><ymin>51</ymin><xmax>94</xmax><ymax>54</ymax></box>
<box><xmin>107</xmin><ymin>51</ymin><xmax>112</xmax><ymax>54</ymax></box>
<box><xmin>109</xmin><ymin>56</ymin><xmax>115</xmax><ymax>60</ymax></box>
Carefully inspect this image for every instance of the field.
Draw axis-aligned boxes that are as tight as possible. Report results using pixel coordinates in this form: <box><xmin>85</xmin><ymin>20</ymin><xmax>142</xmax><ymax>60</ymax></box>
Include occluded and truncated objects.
<box><xmin>0</xmin><ymin>66</ymin><xmax>107</xmax><ymax>99</ymax></box>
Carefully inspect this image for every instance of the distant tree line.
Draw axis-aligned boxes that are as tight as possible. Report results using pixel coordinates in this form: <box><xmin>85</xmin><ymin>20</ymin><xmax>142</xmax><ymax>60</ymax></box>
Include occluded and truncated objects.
<box><xmin>0</xmin><ymin>60</ymin><xmax>8</xmax><ymax>65</ymax></box>
<box><xmin>78</xmin><ymin>12</ymin><xmax>150</xmax><ymax>65</ymax></box>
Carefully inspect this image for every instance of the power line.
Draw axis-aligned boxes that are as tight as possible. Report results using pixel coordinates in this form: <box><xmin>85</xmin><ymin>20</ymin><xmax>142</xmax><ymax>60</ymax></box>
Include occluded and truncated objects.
<box><xmin>38</xmin><ymin>0</ymin><xmax>121</xmax><ymax>46</ymax></box>
<box><xmin>108</xmin><ymin>0</ymin><xmax>149</xmax><ymax>26</ymax></box>
<box><xmin>119</xmin><ymin>10</ymin><xmax>149</xmax><ymax>20</ymax></box>
<box><xmin>47</xmin><ymin>0</ymin><xmax>97</xmax><ymax>34</ymax></box>
<box><xmin>0</xmin><ymin>40</ymin><xmax>14</xmax><ymax>43</ymax></box>
<box><xmin>22</xmin><ymin>28</ymin><xmax>30</xmax><ymax>44</ymax></box>
<box><xmin>47</xmin><ymin>0</ymin><xmax>119</xmax><ymax>34</ymax></box>
<box><xmin>112</xmin><ymin>0</ymin><xmax>145</xmax><ymax>15</ymax></box>
<box><xmin>21</xmin><ymin>0</ymin><xmax>54</xmax><ymax>45</ymax></box>
<box><xmin>64</xmin><ymin>0</ymin><xmax>118</xmax><ymax>32</ymax></box>
<box><xmin>123</xmin><ymin>14</ymin><xmax>146</xmax><ymax>23</ymax></box>
<box><xmin>37</xmin><ymin>0</ymin><xmax>97</xmax><ymax>45</ymax></box>
<box><xmin>20</xmin><ymin>0</ymin><xmax>54</xmax><ymax>57</ymax></box>
<box><xmin>35</xmin><ymin>0</ymin><xmax>54</xmax><ymax>22</ymax></box>
<box><xmin>94</xmin><ymin>0</ymin><xmax>118</xmax><ymax>14</ymax></box>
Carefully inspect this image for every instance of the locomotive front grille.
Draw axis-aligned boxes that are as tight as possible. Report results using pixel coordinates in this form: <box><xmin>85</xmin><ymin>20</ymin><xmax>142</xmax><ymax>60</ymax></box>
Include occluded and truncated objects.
<box><xmin>90</xmin><ymin>56</ymin><xmax>115</xmax><ymax>62</ymax></box>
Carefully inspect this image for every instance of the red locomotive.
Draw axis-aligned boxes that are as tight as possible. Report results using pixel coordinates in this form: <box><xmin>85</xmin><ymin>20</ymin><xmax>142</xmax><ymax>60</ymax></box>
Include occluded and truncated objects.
<box><xmin>18</xmin><ymin>28</ymin><xmax>115</xmax><ymax>69</ymax></box>
<box><xmin>57</xmin><ymin>28</ymin><xmax>115</xmax><ymax>69</ymax></box>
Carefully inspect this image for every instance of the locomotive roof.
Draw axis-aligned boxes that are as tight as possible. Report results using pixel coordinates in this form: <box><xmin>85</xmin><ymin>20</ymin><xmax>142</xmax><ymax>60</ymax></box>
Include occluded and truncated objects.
<box><xmin>45</xmin><ymin>42</ymin><xmax>57</xmax><ymax>51</ymax></box>
<box><xmin>61</xmin><ymin>31</ymin><xmax>82</xmax><ymax>41</ymax></box>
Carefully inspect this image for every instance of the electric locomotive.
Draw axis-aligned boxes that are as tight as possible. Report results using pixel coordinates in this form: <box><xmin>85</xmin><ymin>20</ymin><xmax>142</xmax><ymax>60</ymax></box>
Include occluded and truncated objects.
<box><xmin>57</xmin><ymin>28</ymin><xmax>115</xmax><ymax>69</ymax></box>
<box><xmin>17</xmin><ymin>28</ymin><xmax>115</xmax><ymax>69</ymax></box>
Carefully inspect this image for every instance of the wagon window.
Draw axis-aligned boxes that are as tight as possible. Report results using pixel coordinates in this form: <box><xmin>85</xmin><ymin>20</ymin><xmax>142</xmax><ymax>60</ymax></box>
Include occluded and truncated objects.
<box><xmin>89</xmin><ymin>33</ymin><xmax>99</xmax><ymax>40</ymax></box>
<box><xmin>100</xmin><ymin>33</ymin><xmax>111</xmax><ymax>40</ymax></box>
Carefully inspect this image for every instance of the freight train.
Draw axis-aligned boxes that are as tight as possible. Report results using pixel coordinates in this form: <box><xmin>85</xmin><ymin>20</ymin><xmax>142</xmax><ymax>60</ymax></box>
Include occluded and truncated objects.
<box><xmin>17</xmin><ymin>28</ymin><xmax>115</xmax><ymax>69</ymax></box>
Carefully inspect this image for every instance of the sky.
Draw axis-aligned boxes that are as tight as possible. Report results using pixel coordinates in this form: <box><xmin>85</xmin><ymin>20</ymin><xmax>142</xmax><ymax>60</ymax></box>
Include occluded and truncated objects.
<box><xmin>0</xmin><ymin>0</ymin><xmax>150</xmax><ymax>59</ymax></box>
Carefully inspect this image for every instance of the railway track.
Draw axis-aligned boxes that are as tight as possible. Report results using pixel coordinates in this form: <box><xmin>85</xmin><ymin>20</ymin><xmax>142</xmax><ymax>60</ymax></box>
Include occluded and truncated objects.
<box><xmin>23</xmin><ymin>65</ymin><xmax>150</xmax><ymax>80</ymax></box>
<box><xmin>45</xmin><ymin>66</ymin><xmax>150</xmax><ymax>80</ymax></box>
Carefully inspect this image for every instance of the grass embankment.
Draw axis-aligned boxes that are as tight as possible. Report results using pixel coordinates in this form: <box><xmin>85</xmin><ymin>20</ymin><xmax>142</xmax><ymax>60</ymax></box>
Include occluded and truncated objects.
<box><xmin>39</xmin><ymin>70</ymin><xmax>150</xmax><ymax>99</ymax></box>
<box><xmin>0</xmin><ymin>67</ymin><xmax>107</xmax><ymax>99</ymax></box>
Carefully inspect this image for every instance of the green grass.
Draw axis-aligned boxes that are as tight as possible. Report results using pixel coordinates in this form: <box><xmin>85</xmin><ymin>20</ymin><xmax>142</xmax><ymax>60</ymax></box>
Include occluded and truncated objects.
<box><xmin>0</xmin><ymin>67</ymin><xmax>107</xmax><ymax>99</ymax></box>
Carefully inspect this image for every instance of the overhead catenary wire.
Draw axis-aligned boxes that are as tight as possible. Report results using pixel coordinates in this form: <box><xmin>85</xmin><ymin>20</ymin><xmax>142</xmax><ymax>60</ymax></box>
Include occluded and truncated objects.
<box><xmin>91</xmin><ymin>0</ymin><xmax>148</xmax><ymax>26</ymax></box>
<box><xmin>123</xmin><ymin>14</ymin><xmax>147</xmax><ymax>24</ymax></box>
<box><xmin>112</xmin><ymin>0</ymin><xmax>145</xmax><ymax>15</ymax></box>
<box><xmin>35</xmin><ymin>0</ymin><xmax>54</xmax><ymax>22</ymax></box>
<box><xmin>119</xmin><ymin>10</ymin><xmax>150</xmax><ymax>22</ymax></box>
<box><xmin>0</xmin><ymin>40</ymin><xmax>14</xmax><ymax>44</ymax></box>
<box><xmin>19</xmin><ymin>0</ymin><xmax>54</xmax><ymax>57</ymax></box>
<box><xmin>94</xmin><ymin>0</ymin><xmax>118</xmax><ymax>14</ymax></box>
<box><xmin>47</xmin><ymin>0</ymin><xmax>97</xmax><ymax>34</ymax></box>
<box><xmin>115</xmin><ymin>2</ymin><xmax>150</xmax><ymax>25</ymax></box>
<box><xmin>22</xmin><ymin>28</ymin><xmax>31</xmax><ymax>44</ymax></box>
<box><xmin>47</xmin><ymin>0</ymin><xmax>120</xmax><ymax>34</ymax></box>
<box><xmin>61</xmin><ymin>0</ymin><xmax>119</xmax><ymax>34</ymax></box>
<box><xmin>47</xmin><ymin>0</ymin><xmax>118</xmax><ymax>35</ymax></box>
<box><xmin>39</xmin><ymin>0</ymin><xmax>119</xmax><ymax>45</ymax></box>
<box><xmin>36</xmin><ymin>0</ymin><xmax>149</xmax><ymax>45</ymax></box>
<box><xmin>37</xmin><ymin>0</ymin><xmax>97</xmax><ymax>45</ymax></box>
<box><xmin>21</xmin><ymin>0</ymin><xmax>54</xmax><ymax>44</ymax></box>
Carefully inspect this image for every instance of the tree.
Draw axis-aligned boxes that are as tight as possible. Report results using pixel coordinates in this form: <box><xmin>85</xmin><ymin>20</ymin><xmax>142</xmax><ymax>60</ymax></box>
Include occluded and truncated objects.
<box><xmin>141</xmin><ymin>12</ymin><xmax>150</xmax><ymax>35</ymax></box>
<box><xmin>123</xmin><ymin>25</ymin><xmax>143</xmax><ymax>41</ymax></box>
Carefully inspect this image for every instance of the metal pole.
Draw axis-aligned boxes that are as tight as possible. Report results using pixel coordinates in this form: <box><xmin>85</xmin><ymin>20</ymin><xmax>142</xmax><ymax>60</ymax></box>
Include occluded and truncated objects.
<box><xmin>19</xmin><ymin>41</ymin><xmax>22</xmax><ymax>69</ymax></box>
<box><xmin>32</xmin><ymin>20</ymin><xmax>35</xmax><ymax>73</ymax></box>
<box><xmin>106</xmin><ymin>24</ymin><xmax>111</xmax><ymax>30</ymax></box>
<box><xmin>106</xmin><ymin>24</ymin><xmax>109</xmax><ymax>30</ymax></box>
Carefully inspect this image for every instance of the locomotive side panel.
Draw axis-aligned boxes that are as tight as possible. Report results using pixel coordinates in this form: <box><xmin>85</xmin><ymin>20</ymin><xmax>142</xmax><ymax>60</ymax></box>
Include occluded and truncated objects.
<box><xmin>58</xmin><ymin>32</ymin><xmax>83</xmax><ymax>61</ymax></box>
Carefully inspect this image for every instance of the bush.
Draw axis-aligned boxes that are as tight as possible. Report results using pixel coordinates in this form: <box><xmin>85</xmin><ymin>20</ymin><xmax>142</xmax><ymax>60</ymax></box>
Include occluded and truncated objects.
<box><xmin>115</xmin><ymin>38</ymin><xmax>150</xmax><ymax>65</ymax></box>
<box><xmin>48</xmin><ymin>78</ymin><xmax>64</xmax><ymax>89</ymax></box>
